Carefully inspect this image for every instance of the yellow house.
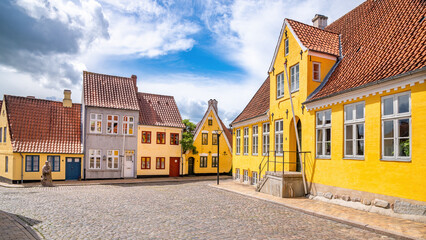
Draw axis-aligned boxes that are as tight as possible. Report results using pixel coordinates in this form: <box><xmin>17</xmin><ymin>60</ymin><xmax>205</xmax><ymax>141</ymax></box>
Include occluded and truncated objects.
<box><xmin>0</xmin><ymin>93</ymin><xmax>84</xmax><ymax>183</ymax></box>
<box><xmin>136</xmin><ymin>92</ymin><xmax>185</xmax><ymax>177</ymax></box>
<box><xmin>185</xmin><ymin>99</ymin><xmax>232</xmax><ymax>175</ymax></box>
<box><xmin>232</xmin><ymin>0</ymin><xmax>425</xmax><ymax>215</ymax></box>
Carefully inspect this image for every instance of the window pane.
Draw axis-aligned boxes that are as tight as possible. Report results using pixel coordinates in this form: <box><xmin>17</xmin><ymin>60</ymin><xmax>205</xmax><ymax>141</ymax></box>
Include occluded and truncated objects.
<box><xmin>357</xmin><ymin>140</ymin><xmax>364</xmax><ymax>155</ymax></box>
<box><xmin>325</xmin><ymin>111</ymin><xmax>331</xmax><ymax>125</ymax></box>
<box><xmin>345</xmin><ymin>125</ymin><xmax>353</xmax><ymax>140</ymax></box>
<box><xmin>317</xmin><ymin>113</ymin><xmax>323</xmax><ymax>125</ymax></box>
<box><xmin>383</xmin><ymin>98</ymin><xmax>393</xmax><ymax>115</ymax></box>
<box><xmin>317</xmin><ymin>143</ymin><xmax>322</xmax><ymax>156</ymax></box>
<box><xmin>399</xmin><ymin>139</ymin><xmax>410</xmax><ymax>157</ymax></box>
<box><xmin>325</xmin><ymin>142</ymin><xmax>331</xmax><ymax>155</ymax></box>
<box><xmin>345</xmin><ymin>140</ymin><xmax>353</xmax><ymax>155</ymax></box>
<box><xmin>317</xmin><ymin>129</ymin><xmax>322</xmax><ymax>141</ymax></box>
<box><xmin>398</xmin><ymin>95</ymin><xmax>409</xmax><ymax>113</ymax></box>
<box><xmin>383</xmin><ymin>121</ymin><xmax>394</xmax><ymax>138</ymax></box>
<box><xmin>345</xmin><ymin>106</ymin><xmax>353</xmax><ymax>121</ymax></box>
<box><xmin>398</xmin><ymin>119</ymin><xmax>409</xmax><ymax>137</ymax></box>
<box><xmin>356</xmin><ymin>124</ymin><xmax>364</xmax><ymax>139</ymax></box>
<box><xmin>90</xmin><ymin>157</ymin><xmax>94</xmax><ymax>168</ymax></box>
<box><xmin>356</xmin><ymin>104</ymin><xmax>364</xmax><ymax>119</ymax></box>
<box><xmin>325</xmin><ymin>128</ymin><xmax>331</xmax><ymax>141</ymax></box>
<box><xmin>383</xmin><ymin>139</ymin><xmax>394</xmax><ymax>157</ymax></box>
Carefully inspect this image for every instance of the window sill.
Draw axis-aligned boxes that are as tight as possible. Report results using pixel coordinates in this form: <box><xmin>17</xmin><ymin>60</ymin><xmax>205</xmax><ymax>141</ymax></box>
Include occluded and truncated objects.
<box><xmin>277</xmin><ymin>95</ymin><xmax>284</xmax><ymax>100</ymax></box>
<box><xmin>315</xmin><ymin>156</ymin><xmax>331</xmax><ymax>160</ymax></box>
<box><xmin>380</xmin><ymin>158</ymin><xmax>411</xmax><ymax>162</ymax></box>
<box><xmin>236</xmin><ymin>154</ymin><xmax>240</xmax><ymax>155</ymax></box>
<box><xmin>343</xmin><ymin>157</ymin><xmax>364</xmax><ymax>161</ymax></box>
<box><xmin>291</xmin><ymin>90</ymin><xmax>299</xmax><ymax>94</ymax></box>
<box><xmin>313</xmin><ymin>80</ymin><xmax>321</xmax><ymax>82</ymax></box>
<box><xmin>252</xmin><ymin>154</ymin><xmax>258</xmax><ymax>156</ymax></box>
<box><xmin>243</xmin><ymin>153</ymin><xmax>248</xmax><ymax>156</ymax></box>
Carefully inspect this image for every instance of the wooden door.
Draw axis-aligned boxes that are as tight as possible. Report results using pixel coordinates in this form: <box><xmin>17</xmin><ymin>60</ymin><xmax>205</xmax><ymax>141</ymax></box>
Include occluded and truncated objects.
<box><xmin>169</xmin><ymin>157</ymin><xmax>180</xmax><ymax>177</ymax></box>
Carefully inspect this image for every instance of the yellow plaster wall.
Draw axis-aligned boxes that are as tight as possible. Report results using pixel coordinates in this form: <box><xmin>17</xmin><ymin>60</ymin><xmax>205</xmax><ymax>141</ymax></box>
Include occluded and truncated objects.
<box><xmin>0</xmin><ymin>100</ymin><xmax>14</xmax><ymax>180</ymax></box>
<box><xmin>186</xmin><ymin>109</ymin><xmax>232</xmax><ymax>174</ymax></box>
<box><xmin>136</xmin><ymin>125</ymin><xmax>183</xmax><ymax>176</ymax></box>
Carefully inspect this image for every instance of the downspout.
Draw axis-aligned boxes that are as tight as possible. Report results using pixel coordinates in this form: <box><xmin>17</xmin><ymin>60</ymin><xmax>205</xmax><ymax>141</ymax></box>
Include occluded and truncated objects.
<box><xmin>122</xmin><ymin>119</ymin><xmax>126</xmax><ymax>178</ymax></box>
<box><xmin>19</xmin><ymin>152</ymin><xmax>23</xmax><ymax>184</ymax></box>
<box><xmin>284</xmin><ymin>60</ymin><xmax>307</xmax><ymax>195</ymax></box>
<box><xmin>180</xmin><ymin>128</ymin><xmax>183</xmax><ymax>177</ymax></box>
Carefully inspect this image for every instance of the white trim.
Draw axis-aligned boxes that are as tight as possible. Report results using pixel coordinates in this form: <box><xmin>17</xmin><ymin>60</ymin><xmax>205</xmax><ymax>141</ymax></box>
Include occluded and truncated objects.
<box><xmin>208</xmin><ymin>117</ymin><xmax>212</xmax><ymax>120</ymax></box>
<box><xmin>306</xmin><ymin>72</ymin><xmax>425</xmax><ymax>111</ymax></box>
<box><xmin>211</xmin><ymin>153</ymin><xmax>218</xmax><ymax>157</ymax></box>
<box><xmin>201</xmin><ymin>130</ymin><xmax>209</xmax><ymax>133</ymax></box>
<box><xmin>231</xmin><ymin>113</ymin><xmax>269</xmax><ymax>128</ymax></box>
<box><xmin>344</xmin><ymin>102</ymin><xmax>365</xmax><ymax>158</ymax></box>
<box><xmin>199</xmin><ymin>153</ymin><xmax>208</xmax><ymax>157</ymax></box>
<box><xmin>312</xmin><ymin>62</ymin><xmax>321</xmax><ymax>82</ymax></box>
<box><xmin>308</xmin><ymin>50</ymin><xmax>337</xmax><ymax>61</ymax></box>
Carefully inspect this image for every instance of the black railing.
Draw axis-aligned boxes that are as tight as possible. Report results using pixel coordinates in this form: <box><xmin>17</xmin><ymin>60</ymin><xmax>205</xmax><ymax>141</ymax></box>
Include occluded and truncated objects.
<box><xmin>258</xmin><ymin>150</ymin><xmax>311</xmax><ymax>181</ymax></box>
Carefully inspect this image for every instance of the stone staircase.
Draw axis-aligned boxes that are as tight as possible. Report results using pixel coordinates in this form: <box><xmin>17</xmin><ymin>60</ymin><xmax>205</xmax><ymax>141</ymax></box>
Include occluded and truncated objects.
<box><xmin>255</xmin><ymin>171</ymin><xmax>305</xmax><ymax>198</ymax></box>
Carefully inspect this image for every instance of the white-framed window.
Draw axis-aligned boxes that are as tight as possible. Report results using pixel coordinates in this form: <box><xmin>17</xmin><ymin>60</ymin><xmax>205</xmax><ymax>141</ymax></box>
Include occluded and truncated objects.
<box><xmin>252</xmin><ymin>125</ymin><xmax>258</xmax><ymax>155</ymax></box>
<box><xmin>89</xmin><ymin>149</ymin><xmax>101</xmax><ymax>169</ymax></box>
<box><xmin>107</xmin><ymin>150</ymin><xmax>119</xmax><ymax>169</ymax></box>
<box><xmin>90</xmin><ymin>113</ymin><xmax>102</xmax><ymax>134</ymax></box>
<box><xmin>277</xmin><ymin>73</ymin><xmax>284</xmax><ymax>98</ymax></box>
<box><xmin>344</xmin><ymin>102</ymin><xmax>365</xmax><ymax>158</ymax></box>
<box><xmin>243</xmin><ymin>127</ymin><xmax>249</xmax><ymax>155</ymax></box>
<box><xmin>252</xmin><ymin>171</ymin><xmax>258</xmax><ymax>185</ymax></box>
<box><xmin>285</xmin><ymin>38</ymin><xmax>289</xmax><ymax>56</ymax></box>
<box><xmin>122</xmin><ymin>116</ymin><xmax>134</xmax><ymax>135</ymax></box>
<box><xmin>275</xmin><ymin>120</ymin><xmax>283</xmax><ymax>155</ymax></box>
<box><xmin>262</xmin><ymin>123</ymin><xmax>270</xmax><ymax>156</ymax></box>
<box><xmin>236</xmin><ymin>129</ymin><xmax>241</xmax><ymax>155</ymax></box>
<box><xmin>107</xmin><ymin>115</ymin><xmax>119</xmax><ymax>134</ymax></box>
<box><xmin>235</xmin><ymin>168</ymin><xmax>240</xmax><ymax>180</ymax></box>
<box><xmin>381</xmin><ymin>92</ymin><xmax>411</xmax><ymax>161</ymax></box>
<box><xmin>316</xmin><ymin>109</ymin><xmax>331</xmax><ymax>158</ymax></box>
<box><xmin>313</xmin><ymin>62</ymin><xmax>321</xmax><ymax>82</ymax></box>
<box><xmin>290</xmin><ymin>64</ymin><xmax>299</xmax><ymax>92</ymax></box>
<box><xmin>243</xmin><ymin>170</ymin><xmax>249</xmax><ymax>183</ymax></box>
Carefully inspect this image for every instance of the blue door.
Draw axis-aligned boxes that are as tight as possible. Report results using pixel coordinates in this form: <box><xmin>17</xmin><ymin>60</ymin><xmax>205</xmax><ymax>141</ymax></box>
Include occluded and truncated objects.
<box><xmin>66</xmin><ymin>158</ymin><xmax>81</xmax><ymax>180</ymax></box>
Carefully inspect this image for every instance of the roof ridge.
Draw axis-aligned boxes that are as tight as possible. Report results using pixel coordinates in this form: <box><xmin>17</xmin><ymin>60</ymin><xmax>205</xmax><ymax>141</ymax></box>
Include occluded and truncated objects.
<box><xmin>4</xmin><ymin>94</ymin><xmax>81</xmax><ymax>105</ymax></box>
<box><xmin>138</xmin><ymin>92</ymin><xmax>174</xmax><ymax>98</ymax></box>
<box><xmin>84</xmin><ymin>70</ymin><xmax>133</xmax><ymax>80</ymax></box>
<box><xmin>286</xmin><ymin>18</ymin><xmax>339</xmax><ymax>35</ymax></box>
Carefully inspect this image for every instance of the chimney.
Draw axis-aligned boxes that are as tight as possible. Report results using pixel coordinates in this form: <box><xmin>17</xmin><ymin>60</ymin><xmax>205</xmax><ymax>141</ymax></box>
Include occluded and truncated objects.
<box><xmin>208</xmin><ymin>99</ymin><xmax>218</xmax><ymax>113</ymax></box>
<box><xmin>63</xmin><ymin>90</ymin><xmax>72</xmax><ymax>108</ymax></box>
<box><xmin>312</xmin><ymin>14</ymin><xmax>328</xmax><ymax>29</ymax></box>
<box><xmin>131</xmin><ymin>75</ymin><xmax>138</xmax><ymax>92</ymax></box>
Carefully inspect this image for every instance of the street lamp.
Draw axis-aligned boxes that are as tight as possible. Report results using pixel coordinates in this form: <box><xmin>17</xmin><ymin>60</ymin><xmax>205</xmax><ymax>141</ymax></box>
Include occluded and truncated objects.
<box><xmin>216</xmin><ymin>130</ymin><xmax>224</xmax><ymax>185</ymax></box>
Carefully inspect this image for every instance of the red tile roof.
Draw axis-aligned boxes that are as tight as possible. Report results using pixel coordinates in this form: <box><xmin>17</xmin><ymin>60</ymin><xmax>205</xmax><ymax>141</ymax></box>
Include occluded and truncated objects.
<box><xmin>287</xmin><ymin>19</ymin><xmax>340</xmax><ymax>56</ymax></box>
<box><xmin>5</xmin><ymin>95</ymin><xmax>82</xmax><ymax>154</ymax></box>
<box><xmin>307</xmin><ymin>0</ymin><xmax>426</xmax><ymax>102</ymax></box>
<box><xmin>137</xmin><ymin>92</ymin><xmax>184</xmax><ymax>128</ymax></box>
<box><xmin>83</xmin><ymin>71</ymin><xmax>139</xmax><ymax>110</ymax></box>
<box><xmin>231</xmin><ymin>77</ymin><xmax>270</xmax><ymax>125</ymax></box>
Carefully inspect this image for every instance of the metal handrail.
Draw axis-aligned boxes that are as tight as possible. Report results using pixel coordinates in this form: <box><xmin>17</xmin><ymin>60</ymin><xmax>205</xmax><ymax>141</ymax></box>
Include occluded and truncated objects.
<box><xmin>258</xmin><ymin>151</ymin><xmax>311</xmax><ymax>181</ymax></box>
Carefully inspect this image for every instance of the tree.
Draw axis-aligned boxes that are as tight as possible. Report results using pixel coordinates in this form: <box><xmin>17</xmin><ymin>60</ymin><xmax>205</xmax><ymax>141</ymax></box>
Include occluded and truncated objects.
<box><xmin>180</xmin><ymin>119</ymin><xmax>197</xmax><ymax>154</ymax></box>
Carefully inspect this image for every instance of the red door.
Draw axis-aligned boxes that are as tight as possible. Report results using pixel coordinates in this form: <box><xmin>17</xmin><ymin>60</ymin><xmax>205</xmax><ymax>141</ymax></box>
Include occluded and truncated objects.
<box><xmin>169</xmin><ymin>157</ymin><xmax>180</xmax><ymax>177</ymax></box>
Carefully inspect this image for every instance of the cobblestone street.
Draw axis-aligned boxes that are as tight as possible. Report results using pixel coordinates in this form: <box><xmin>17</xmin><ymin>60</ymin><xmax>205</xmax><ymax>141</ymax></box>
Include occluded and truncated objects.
<box><xmin>0</xmin><ymin>180</ymin><xmax>393</xmax><ymax>239</ymax></box>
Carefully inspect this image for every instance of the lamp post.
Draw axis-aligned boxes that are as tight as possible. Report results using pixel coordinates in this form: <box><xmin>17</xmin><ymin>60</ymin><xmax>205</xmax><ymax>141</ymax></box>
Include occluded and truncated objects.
<box><xmin>216</xmin><ymin>130</ymin><xmax>224</xmax><ymax>185</ymax></box>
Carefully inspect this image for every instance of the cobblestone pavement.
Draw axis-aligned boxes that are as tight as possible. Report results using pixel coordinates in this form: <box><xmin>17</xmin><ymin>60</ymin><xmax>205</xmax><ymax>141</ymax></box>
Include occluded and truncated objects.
<box><xmin>0</xmin><ymin>181</ymin><xmax>394</xmax><ymax>240</ymax></box>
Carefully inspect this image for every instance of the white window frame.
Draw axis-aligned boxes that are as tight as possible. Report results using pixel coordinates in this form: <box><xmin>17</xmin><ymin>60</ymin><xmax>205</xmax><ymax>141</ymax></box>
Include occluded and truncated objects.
<box><xmin>262</xmin><ymin>123</ymin><xmax>270</xmax><ymax>156</ymax></box>
<box><xmin>243</xmin><ymin>170</ymin><xmax>249</xmax><ymax>183</ymax></box>
<box><xmin>285</xmin><ymin>38</ymin><xmax>289</xmax><ymax>56</ymax></box>
<box><xmin>107</xmin><ymin>150</ymin><xmax>119</xmax><ymax>169</ymax></box>
<box><xmin>90</xmin><ymin>113</ymin><xmax>102</xmax><ymax>134</ymax></box>
<box><xmin>236</xmin><ymin>129</ymin><xmax>241</xmax><ymax>155</ymax></box>
<box><xmin>89</xmin><ymin>149</ymin><xmax>101</xmax><ymax>169</ymax></box>
<box><xmin>344</xmin><ymin>102</ymin><xmax>365</xmax><ymax>159</ymax></box>
<box><xmin>235</xmin><ymin>168</ymin><xmax>240</xmax><ymax>180</ymax></box>
<box><xmin>313</xmin><ymin>62</ymin><xmax>321</xmax><ymax>82</ymax></box>
<box><xmin>122</xmin><ymin>116</ymin><xmax>134</xmax><ymax>135</ymax></box>
<box><xmin>252</xmin><ymin>171</ymin><xmax>258</xmax><ymax>185</ymax></box>
<box><xmin>252</xmin><ymin>125</ymin><xmax>258</xmax><ymax>155</ymax></box>
<box><xmin>381</xmin><ymin>92</ymin><xmax>411</xmax><ymax>161</ymax></box>
<box><xmin>243</xmin><ymin>127</ymin><xmax>249</xmax><ymax>155</ymax></box>
<box><xmin>290</xmin><ymin>64</ymin><xmax>299</xmax><ymax>92</ymax></box>
<box><xmin>107</xmin><ymin>115</ymin><xmax>119</xmax><ymax>135</ymax></box>
<box><xmin>275</xmin><ymin>120</ymin><xmax>283</xmax><ymax>156</ymax></box>
<box><xmin>277</xmin><ymin>73</ymin><xmax>284</xmax><ymax>98</ymax></box>
<box><xmin>316</xmin><ymin>109</ymin><xmax>332</xmax><ymax>158</ymax></box>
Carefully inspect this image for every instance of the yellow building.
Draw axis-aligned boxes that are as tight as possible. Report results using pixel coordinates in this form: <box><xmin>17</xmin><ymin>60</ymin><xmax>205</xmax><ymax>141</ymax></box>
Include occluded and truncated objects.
<box><xmin>232</xmin><ymin>0</ymin><xmax>425</xmax><ymax>215</ymax></box>
<box><xmin>136</xmin><ymin>92</ymin><xmax>185</xmax><ymax>177</ymax></box>
<box><xmin>185</xmin><ymin>99</ymin><xmax>232</xmax><ymax>175</ymax></box>
<box><xmin>0</xmin><ymin>93</ymin><xmax>83</xmax><ymax>183</ymax></box>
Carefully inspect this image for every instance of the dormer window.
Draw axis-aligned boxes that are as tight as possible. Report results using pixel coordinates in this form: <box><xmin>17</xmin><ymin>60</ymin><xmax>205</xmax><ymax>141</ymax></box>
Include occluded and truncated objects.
<box><xmin>313</xmin><ymin>62</ymin><xmax>321</xmax><ymax>82</ymax></box>
<box><xmin>285</xmin><ymin>39</ymin><xmax>289</xmax><ymax>56</ymax></box>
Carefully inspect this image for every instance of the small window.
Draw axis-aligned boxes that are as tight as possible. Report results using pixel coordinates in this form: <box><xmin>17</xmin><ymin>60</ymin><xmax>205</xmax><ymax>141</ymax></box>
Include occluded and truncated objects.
<box><xmin>316</xmin><ymin>109</ymin><xmax>332</xmax><ymax>158</ymax></box>
<box><xmin>285</xmin><ymin>38</ymin><xmax>289</xmax><ymax>55</ymax></box>
<box><xmin>275</xmin><ymin>120</ymin><xmax>283</xmax><ymax>155</ymax></box>
<box><xmin>107</xmin><ymin>150</ymin><xmax>119</xmax><ymax>169</ymax></box>
<box><xmin>243</xmin><ymin>127</ymin><xmax>249</xmax><ymax>155</ymax></box>
<box><xmin>262</xmin><ymin>123</ymin><xmax>270</xmax><ymax>156</ymax></box>
<box><xmin>3</xmin><ymin>127</ymin><xmax>7</xmax><ymax>142</ymax></box>
<box><xmin>89</xmin><ymin>149</ymin><xmax>101</xmax><ymax>169</ymax></box>
<box><xmin>170</xmin><ymin>133</ymin><xmax>179</xmax><ymax>145</ymax></box>
<box><xmin>212</xmin><ymin>133</ymin><xmax>218</xmax><ymax>145</ymax></box>
<box><xmin>156</xmin><ymin>157</ymin><xmax>165</xmax><ymax>169</ymax></box>
<box><xmin>90</xmin><ymin>114</ymin><xmax>102</xmax><ymax>134</ymax></box>
<box><xmin>107</xmin><ymin>115</ymin><xmax>119</xmax><ymax>134</ymax></box>
<box><xmin>0</xmin><ymin>128</ymin><xmax>2</xmax><ymax>143</ymax></box>
<box><xmin>212</xmin><ymin>156</ymin><xmax>218</xmax><ymax>167</ymax></box>
<box><xmin>290</xmin><ymin>64</ymin><xmax>299</xmax><ymax>92</ymax></box>
<box><xmin>200</xmin><ymin>156</ymin><xmax>207</xmax><ymax>168</ymax></box>
<box><xmin>252</xmin><ymin>125</ymin><xmax>258</xmax><ymax>155</ymax></box>
<box><xmin>236</xmin><ymin>129</ymin><xmax>241</xmax><ymax>155</ymax></box>
<box><xmin>157</xmin><ymin>132</ymin><xmax>166</xmax><ymax>144</ymax></box>
<box><xmin>313</xmin><ymin>62</ymin><xmax>321</xmax><ymax>82</ymax></box>
<box><xmin>141</xmin><ymin>157</ymin><xmax>151</xmax><ymax>169</ymax></box>
<box><xmin>122</xmin><ymin>116</ymin><xmax>134</xmax><ymax>135</ymax></box>
<box><xmin>277</xmin><ymin>73</ymin><xmax>284</xmax><ymax>98</ymax></box>
<box><xmin>202</xmin><ymin>133</ymin><xmax>208</xmax><ymax>145</ymax></box>
<box><xmin>141</xmin><ymin>131</ymin><xmax>151</xmax><ymax>143</ymax></box>
<box><xmin>344</xmin><ymin>102</ymin><xmax>365</xmax><ymax>158</ymax></box>
<box><xmin>5</xmin><ymin>156</ymin><xmax>8</xmax><ymax>173</ymax></box>
<box><xmin>47</xmin><ymin>155</ymin><xmax>60</xmax><ymax>172</ymax></box>
<box><xmin>235</xmin><ymin>168</ymin><xmax>240</xmax><ymax>180</ymax></box>
<box><xmin>25</xmin><ymin>155</ymin><xmax>39</xmax><ymax>172</ymax></box>
<box><xmin>208</xmin><ymin>119</ymin><xmax>213</xmax><ymax>126</ymax></box>
<box><xmin>243</xmin><ymin>170</ymin><xmax>249</xmax><ymax>183</ymax></box>
<box><xmin>252</xmin><ymin>171</ymin><xmax>258</xmax><ymax>185</ymax></box>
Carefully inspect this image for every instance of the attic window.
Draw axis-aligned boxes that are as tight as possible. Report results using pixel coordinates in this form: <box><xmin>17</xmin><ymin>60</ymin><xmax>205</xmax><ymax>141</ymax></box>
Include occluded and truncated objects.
<box><xmin>419</xmin><ymin>16</ymin><xmax>425</xmax><ymax>23</ymax></box>
<box><xmin>285</xmin><ymin>39</ymin><xmax>289</xmax><ymax>56</ymax></box>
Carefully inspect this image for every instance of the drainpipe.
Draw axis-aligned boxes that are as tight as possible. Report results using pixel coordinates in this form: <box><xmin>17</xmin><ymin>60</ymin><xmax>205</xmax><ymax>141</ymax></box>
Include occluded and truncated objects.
<box><xmin>19</xmin><ymin>152</ymin><xmax>24</xmax><ymax>184</ymax></box>
<box><xmin>122</xmin><ymin>118</ymin><xmax>126</xmax><ymax>178</ymax></box>
<box><xmin>180</xmin><ymin>129</ymin><xmax>183</xmax><ymax>177</ymax></box>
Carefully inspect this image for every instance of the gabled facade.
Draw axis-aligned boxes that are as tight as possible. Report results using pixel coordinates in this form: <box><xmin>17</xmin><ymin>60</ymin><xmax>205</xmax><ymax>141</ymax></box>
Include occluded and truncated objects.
<box><xmin>232</xmin><ymin>0</ymin><xmax>426</xmax><ymax>215</ymax></box>
<box><xmin>136</xmin><ymin>92</ymin><xmax>184</xmax><ymax>177</ymax></box>
<box><xmin>0</xmin><ymin>93</ymin><xmax>83</xmax><ymax>183</ymax></box>
<box><xmin>82</xmin><ymin>71</ymin><xmax>139</xmax><ymax>179</ymax></box>
<box><xmin>185</xmin><ymin>100</ymin><xmax>232</xmax><ymax>175</ymax></box>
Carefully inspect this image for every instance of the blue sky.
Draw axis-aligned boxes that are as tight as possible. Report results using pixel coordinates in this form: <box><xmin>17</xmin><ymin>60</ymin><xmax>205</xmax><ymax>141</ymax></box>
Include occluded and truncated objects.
<box><xmin>0</xmin><ymin>0</ymin><xmax>364</xmax><ymax>125</ymax></box>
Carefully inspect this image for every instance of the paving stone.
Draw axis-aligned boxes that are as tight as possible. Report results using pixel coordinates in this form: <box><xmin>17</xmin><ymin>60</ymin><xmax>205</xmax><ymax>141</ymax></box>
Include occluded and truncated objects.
<box><xmin>324</xmin><ymin>192</ymin><xmax>333</xmax><ymax>199</ymax></box>
<box><xmin>394</xmin><ymin>200</ymin><xmax>426</xmax><ymax>216</ymax></box>
<box><xmin>374</xmin><ymin>199</ymin><xmax>390</xmax><ymax>209</ymax></box>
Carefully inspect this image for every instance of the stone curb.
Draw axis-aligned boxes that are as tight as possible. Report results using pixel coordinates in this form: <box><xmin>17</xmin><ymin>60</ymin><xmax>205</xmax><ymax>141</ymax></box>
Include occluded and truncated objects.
<box><xmin>5</xmin><ymin>212</ymin><xmax>42</xmax><ymax>240</ymax></box>
<box><xmin>210</xmin><ymin>184</ymin><xmax>418</xmax><ymax>240</ymax></box>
